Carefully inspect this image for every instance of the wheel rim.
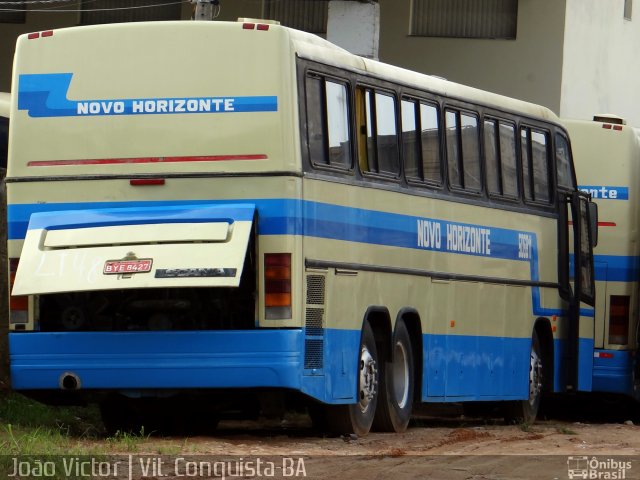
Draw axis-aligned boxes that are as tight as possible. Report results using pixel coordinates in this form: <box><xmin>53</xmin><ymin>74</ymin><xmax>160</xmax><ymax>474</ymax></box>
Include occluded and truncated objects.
<box><xmin>528</xmin><ymin>346</ymin><xmax>543</xmax><ymax>406</ymax></box>
<box><xmin>358</xmin><ymin>345</ymin><xmax>377</xmax><ymax>414</ymax></box>
<box><xmin>392</xmin><ymin>341</ymin><xmax>410</xmax><ymax>409</ymax></box>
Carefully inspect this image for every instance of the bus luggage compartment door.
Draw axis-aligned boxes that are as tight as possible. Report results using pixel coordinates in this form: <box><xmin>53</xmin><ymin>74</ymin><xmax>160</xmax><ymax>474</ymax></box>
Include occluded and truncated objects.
<box><xmin>12</xmin><ymin>203</ymin><xmax>255</xmax><ymax>295</ymax></box>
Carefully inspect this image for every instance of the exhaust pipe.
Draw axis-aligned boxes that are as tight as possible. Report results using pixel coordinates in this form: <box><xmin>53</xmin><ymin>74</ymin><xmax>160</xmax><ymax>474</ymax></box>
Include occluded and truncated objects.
<box><xmin>59</xmin><ymin>372</ymin><xmax>81</xmax><ymax>391</ymax></box>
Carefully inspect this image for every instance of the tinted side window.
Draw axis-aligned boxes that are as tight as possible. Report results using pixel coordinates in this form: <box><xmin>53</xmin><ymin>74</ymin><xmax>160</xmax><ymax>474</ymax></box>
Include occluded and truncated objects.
<box><xmin>306</xmin><ymin>75</ymin><xmax>352</xmax><ymax>170</ymax></box>
<box><xmin>445</xmin><ymin>110</ymin><xmax>462</xmax><ymax>188</ymax></box>
<box><xmin>484</xmin><ymin>119</ymin><xmax>518</xmax><ymax>199</ymax></box>
<box><xmin>461</xmin><ymin>113</ymin><xmax>481</xmax><ymax>192</ymax></box>
<box><xmin>499</xmin><ymin>123</ymin><xmax>518</xmax><ymax>198</ymax></box>
<box><xmin>521</xmin><ymin>127</ymin><xmax>551</xmax><ymax>204</ymax></box>
<box><xmin>0</xmin><ymin>117</ymin><xmax>7</xmax><ymax>175</ymax></box>
<box><xmin>420</xmin><ymin>103</ymin><xmax>441</xmax><ymax>183</ymax></box>
<box><xmin>484</xmin><ymin>119</ymin><xmax>500</xmax><ymax>195</ymax></box>
<box><xmin>401</xmin><ymin>100</ymin><xmax>420</xmax><ymax>179</ymax></box>
<box><xmin>555</xmin><ymin>133</ymin><xmax>575</xmax><ymax>190</ymax></box>
<box><xmin>357</xmin><ymin>87</ymin><xmax>400</xmax><ymax>177</ymax></box>
<box><xmin>375</xmin><ymin>92</ymin><xmax>400</xmax><ymax>175</ymax></box>
<box><xmin>402</xmin><ymin>99</ymin><xmax>442</xmax><ymax>185</ymax></box>
<box><xmin>446</xmin><ymin>108</ymin><xmax>481</xmax><ymax>193</ymax></box>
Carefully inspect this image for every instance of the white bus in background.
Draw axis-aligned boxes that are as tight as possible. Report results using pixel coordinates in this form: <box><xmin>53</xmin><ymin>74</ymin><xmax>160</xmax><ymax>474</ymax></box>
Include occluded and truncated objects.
<box><xmin>564</xmin><ymin>115</ymin><xmax>640</xmax><ymax>400</ymax></box>
<box><xmin>6</xmin><ymin>20</ymin><xmax>597</xmax><ymax>435</ymax></box>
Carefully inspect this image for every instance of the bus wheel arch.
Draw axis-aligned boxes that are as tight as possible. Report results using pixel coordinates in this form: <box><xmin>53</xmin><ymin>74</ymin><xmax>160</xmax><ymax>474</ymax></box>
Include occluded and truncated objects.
<box><xmin>534</xmin><ymin>318</ymin><xmax>554</xmax><ymax>394</ymax></box>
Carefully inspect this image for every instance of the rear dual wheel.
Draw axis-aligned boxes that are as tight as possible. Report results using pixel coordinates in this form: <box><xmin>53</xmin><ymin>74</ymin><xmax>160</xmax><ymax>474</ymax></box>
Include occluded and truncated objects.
<box><xmin>374</xmin><ymin>321</ymin><xmax>415</xmax><ymax>432</ymax></box>
<box><xmin>321</xmin><ymin>322</ymin><xmax>379</xmax><ymax>436</ymax></box>
<box><xmin>318</xmin><ymin>321</ymin><xmax>415</xmax><ymax>435</ymax></box>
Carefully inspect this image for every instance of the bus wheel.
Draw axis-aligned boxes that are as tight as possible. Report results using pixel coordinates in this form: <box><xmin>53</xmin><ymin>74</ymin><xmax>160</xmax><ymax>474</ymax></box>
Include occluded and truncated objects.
<box><xmin>373</xmin><ymin>321</ymin><xmax>414</xmax><ymax>432</ymax></box>
<box><xmin>505</xmin><ymin>331</ymin><xmax>543</xmax><ymax>424</ymax></box>
<box><xmin>324</xmin><ymin>322</ymin><xmax>379</xmax><ymax>436</ymax></box>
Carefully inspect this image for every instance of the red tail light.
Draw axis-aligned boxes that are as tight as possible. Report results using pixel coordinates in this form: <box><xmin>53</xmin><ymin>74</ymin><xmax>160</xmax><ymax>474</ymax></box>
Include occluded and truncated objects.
<box><xmin>9</xmin><ymin>259</ymin><xmax>28</xmax><ymax>325</ymax></box>
<box><xmin>265</xmin><ymin>253</ymin><xmax>291</xmax><ymax>319</ymax></box>
<box><xmin>609</xmin><ymin>295</ymin><xmax>630</xmax><ymax>345</ymax></box>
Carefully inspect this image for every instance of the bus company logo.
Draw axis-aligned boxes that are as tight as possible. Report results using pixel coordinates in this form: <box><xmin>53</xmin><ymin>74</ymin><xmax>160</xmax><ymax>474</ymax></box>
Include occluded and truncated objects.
<box><xmin>17</xmin><ymin>73</ymin><xmax>278</xmax><ymax>118</ymax></box>
<box><xmin>578</xmin><ymin>185</ymin><xmax>628</xmax><ymax>200</ymax></box>
<box><xmin>567</xmin><ymin>456</ymin><xmax>632</xmax><ymax>479</ymax></box>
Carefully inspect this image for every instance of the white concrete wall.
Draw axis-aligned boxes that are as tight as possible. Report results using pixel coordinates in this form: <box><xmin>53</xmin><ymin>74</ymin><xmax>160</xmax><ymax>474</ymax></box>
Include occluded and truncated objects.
<box><xmin>561</xmin><ymin>0</ymin><xmax>640</xmax><ymax>126</ymax></box>
<box><xmin>379</xmin><ymin>0</ymin><xmax>567</xmax><ymax>113</ymax></box>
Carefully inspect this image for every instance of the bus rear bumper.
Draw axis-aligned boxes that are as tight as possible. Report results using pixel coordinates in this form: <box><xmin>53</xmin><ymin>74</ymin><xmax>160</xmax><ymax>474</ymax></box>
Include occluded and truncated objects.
<box><xmin>9</xmin><ymin>330</ymin><xmax>305</xmax><ymax>393</ymax></box>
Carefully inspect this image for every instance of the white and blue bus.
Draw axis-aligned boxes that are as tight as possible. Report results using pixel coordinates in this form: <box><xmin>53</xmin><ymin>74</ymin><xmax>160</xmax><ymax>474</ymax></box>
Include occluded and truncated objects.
<box><xmin>7</xmin><ymin>20</ymin><xmax>596</xmax><ymax>435</ymax></box>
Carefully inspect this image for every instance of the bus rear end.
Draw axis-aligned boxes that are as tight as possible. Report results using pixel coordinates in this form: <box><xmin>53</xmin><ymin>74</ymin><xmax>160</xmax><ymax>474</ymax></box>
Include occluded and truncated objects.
<box><xmin>7</xmin><ymin>21</ymin><xmax>307</xmax><ymax>413</ymax></box>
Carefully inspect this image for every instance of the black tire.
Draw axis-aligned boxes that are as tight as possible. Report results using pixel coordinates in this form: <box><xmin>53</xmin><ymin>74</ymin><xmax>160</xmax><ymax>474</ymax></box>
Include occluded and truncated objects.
<box><xmin>323</xmin><ymin>322</ymin><xmax>379</xmax><ymax>436</ymax></box>
<box><xmin>373</xmin><ymin>321</ymin><xmax>414</xmax><ymax>432</ymax></box>
<box><xmin>504</xmin><ymin>331</ymin><xmax>543</xmax><ymax>424</ymax></box>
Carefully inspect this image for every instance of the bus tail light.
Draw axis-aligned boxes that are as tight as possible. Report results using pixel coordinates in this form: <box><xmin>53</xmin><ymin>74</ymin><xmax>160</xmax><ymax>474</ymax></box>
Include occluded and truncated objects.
<box><xmin>265</xmin><ymin>253</ymin><xmax>291</xmax><ymax>319</ymax></box>
<box><xmin>9</xmin><ymin>259</ymin><xmax>28</xmax><ymax>325</ymax></box>
<box><xmin>609</xmin><ymin>295</ymin><xmax>630</xmax><ymax>345</ymax></box>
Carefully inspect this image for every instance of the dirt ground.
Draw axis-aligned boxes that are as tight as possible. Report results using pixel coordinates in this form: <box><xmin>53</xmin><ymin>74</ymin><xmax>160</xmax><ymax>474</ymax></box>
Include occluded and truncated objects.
<box><xmin>83</xmin><ymin>399</ymin><xmax>640</xmax><ymax>480</ymax></box>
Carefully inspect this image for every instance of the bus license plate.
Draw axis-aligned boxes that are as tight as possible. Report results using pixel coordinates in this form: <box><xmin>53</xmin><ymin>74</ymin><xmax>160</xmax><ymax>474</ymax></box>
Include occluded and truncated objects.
<box><xmin>103</xmin><ymin>259</ymin><xmax>153</xmax><ymax>275</ymax></box>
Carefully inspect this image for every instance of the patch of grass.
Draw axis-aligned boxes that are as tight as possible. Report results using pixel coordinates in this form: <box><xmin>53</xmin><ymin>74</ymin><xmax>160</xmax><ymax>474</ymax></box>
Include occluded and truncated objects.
<box><xmin>556</xmin><ymin>425</ymin><xmax>577</xmax><ymax>435</ymax></box>
<box><xmin>106</xmin><ymin>427</ymin><xmax>150</xmax><ymax>453</ymax></box>
<box><xmin>518</xmin><ymin>422</ymin><xmax>533</xmax><ymax>433</ymax></box>
<box><xmin>0</xmin><ymin>391</ymin><xmax>102</xmax><ymax>437</ymax></box>
<box><xmin>0</xmin><ymin>392</ymin><xmax>103</xmax><ymax>457</ymax></box>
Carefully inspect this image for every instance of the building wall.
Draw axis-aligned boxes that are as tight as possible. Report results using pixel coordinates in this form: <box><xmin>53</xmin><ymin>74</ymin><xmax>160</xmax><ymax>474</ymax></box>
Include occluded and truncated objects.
<box><xmin>378</xmin><ymin>0</ymin><xmax>567</xmax><ymax>114</ymax></box>
<box><xmin>561</xmin><ymin>0</ymin><xmax>640</xmax><ymax>125</ymax></box>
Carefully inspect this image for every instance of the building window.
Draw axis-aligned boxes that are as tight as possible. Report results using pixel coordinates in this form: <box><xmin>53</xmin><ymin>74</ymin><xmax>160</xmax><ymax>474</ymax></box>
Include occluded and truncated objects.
<box><xmin>263</xmin><ymin>0</ymin><xmax>328</xmax><ymax>34</ymax></box>
<box><xmin>0</xmin><ymin>1</ymin><xmax>26</xmax><ymax>24</ymax></box>
<box><xmin>410</xmin><ymin>0</ymin><xmax>518</xmax><ymax>39</ymax></box>
<box><xmin>625</xmin><ymin>0</ymin><xmax>633</xmax><ymax>20</ymax></box>
<box><xmin>80</xmin><ymin>0</ymin><xmax>181</xmax><ymax>26</ymax></box>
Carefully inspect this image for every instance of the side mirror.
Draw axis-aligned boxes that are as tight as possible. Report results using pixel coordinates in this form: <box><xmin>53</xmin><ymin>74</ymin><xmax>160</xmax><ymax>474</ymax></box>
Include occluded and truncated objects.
<box><xmin>588</xmin><ymin>201</ymin><xmax>598</xmax><ymax>247</ymax></box>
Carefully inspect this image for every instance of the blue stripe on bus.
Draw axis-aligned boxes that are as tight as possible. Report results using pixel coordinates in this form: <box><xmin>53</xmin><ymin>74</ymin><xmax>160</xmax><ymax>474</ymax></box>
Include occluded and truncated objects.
<box><xmin>18</xmin><ymin>73</ymin><xmax>278</xmax><ymax>118</ymax></box>
<box><xmin>10</xmin><ymin>329</ymin><xmax>600</xmax><ymax>401</ymax></box>
<box><xmin>9</xmin><ymin>199</ymin><xmax>597</xmax><ymax>318</ymax></box>
<box><xmin>24</xmin><ymin>203</ymin><xmax>256</xmax><ymax>231</ymax></box>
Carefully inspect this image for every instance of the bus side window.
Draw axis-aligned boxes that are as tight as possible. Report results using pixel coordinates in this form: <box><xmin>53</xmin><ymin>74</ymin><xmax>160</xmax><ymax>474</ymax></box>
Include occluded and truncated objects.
<box><xmin>306</xmin><ymin>75</ymin><xmax>352</xmax><ymax>170</ymax></box>
<box><xmin>555</xmin><ymin>133</ymin><xmax>575</xmax><ymax>190</ymax></box>
<box><xmin>0</xmin><ymin>117</ymin><xmax>7</xmax><ymax>176</ymax></box>
<box><xmin>402</xmin><ymin>99</ymin><xmax>442</xmax><ymax>186</ymax></box>
<box><xmin>521</xmin><ymin>126</ymin><xmax>552</xmax><ymax>204</ymax></box>
<box><xmin>357</xmin><ymin>86</ymin><xmax>400</xmax><ymax>178</ymax></box>
<box><xmin>484</xmin><ymin>119</ymin><xmax>518</xmax><ymax>199</ymax></box>
<box><xmin>401</xmin><ymin>99</ymin><xmax>421</xmax><ymax>179</ymax></box>
<box><xmin>499</xmin><ymin>122</ymin><xmax>519</xmax><ymax>198</ymax></box>
<box><xmin>375</xmin><ymin>92</ymin><xmax>399</xmax><ymax>175</ymax></box>
<box><xmin>461</xmin><ymin>113</ymin><xmax>481</xmax><ymax>192</ymax></box>
<box><xmin>420</xmin><ymin>102</ymin><xmax>442</xmax><ymax>184</ymax></box>
<box><xmin>445</xmin><ymin>109</ymin><xmax>462</xmax><ymax>188</ymax></box>
<box><xmin>446</xmin><ymin>108</ymin><xmax>481</xmax><ymax>193</ymax></box>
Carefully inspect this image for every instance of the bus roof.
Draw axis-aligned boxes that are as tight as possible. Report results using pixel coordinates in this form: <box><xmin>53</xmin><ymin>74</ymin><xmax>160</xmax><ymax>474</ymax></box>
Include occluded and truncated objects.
<box><xmin>285</xmin><ymin>25</ymin><xmax>560</xmax><ymax>125</ymax></box>
<box><xmin>0</xmin><ymin>92</ymin><xmax>10</xmax><ymax>119</ymax></box>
